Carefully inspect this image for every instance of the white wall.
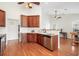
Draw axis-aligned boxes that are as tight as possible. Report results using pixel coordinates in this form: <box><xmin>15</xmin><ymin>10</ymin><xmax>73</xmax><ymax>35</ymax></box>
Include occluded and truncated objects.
<box><xmin>0</xmin><ymin>2</ymin><xmax>41</xmax><ymax>40</ymax></box>
<box><xmin>6</xmin><ymin>19</ymin><xmax>19</xmax><ymax>40</ymax></box>
<box><xmin>49</xmin><ymin>14</ymin><xmax>79</xmax><ymax>38</ymax></box>
<box><xmin>0</xmin><ymin>27</ymin><xmax>5</xmax><ymax>34</ymax></box>
<box><xmin>40</xmin><ymin>6</ymin><xmax>51</xmax><ymax>29</ymax></box>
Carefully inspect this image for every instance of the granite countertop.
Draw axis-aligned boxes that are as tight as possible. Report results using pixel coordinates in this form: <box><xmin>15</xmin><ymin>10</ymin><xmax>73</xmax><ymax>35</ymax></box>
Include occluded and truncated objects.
<box><xmin>40</xmin><ymin>33</ymin><xmax>58</xmax><ymax>36</ymax></box>
<box><xmin>21</xmin><ymin>30</ymin><xmax>60</xmax><ymax>36</ymax></box>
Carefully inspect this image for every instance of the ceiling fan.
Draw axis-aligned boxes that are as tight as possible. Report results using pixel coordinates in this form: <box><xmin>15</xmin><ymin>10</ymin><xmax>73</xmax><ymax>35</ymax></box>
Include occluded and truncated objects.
<box><xmin>18</xmin><ymin>2</ymin><xmax>40</xmax><ymax>8</ymax></box>
<box><xmin>53</xmin><ymin>10</ymin><xmax>62</xmax><ymax>20</ymax></box>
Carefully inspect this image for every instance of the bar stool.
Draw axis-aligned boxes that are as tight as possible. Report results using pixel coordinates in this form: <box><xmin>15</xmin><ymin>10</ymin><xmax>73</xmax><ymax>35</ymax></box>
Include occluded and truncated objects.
<box><xmin>70</xmin><ymin>32</ymin><xmax>78</xmax><ymax>45</ymax></box>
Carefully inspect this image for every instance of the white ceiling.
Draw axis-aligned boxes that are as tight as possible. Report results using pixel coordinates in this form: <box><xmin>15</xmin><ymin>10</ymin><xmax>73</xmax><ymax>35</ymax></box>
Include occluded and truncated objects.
<box><xmin>41</xmin><ymin>2</ymin><xmax>79</xmax><ymax>14</ymax></box>
<box><xmin>41</xmin><ymin>2</ymin><xmax>79</xmax><ymax>9</ymax></box>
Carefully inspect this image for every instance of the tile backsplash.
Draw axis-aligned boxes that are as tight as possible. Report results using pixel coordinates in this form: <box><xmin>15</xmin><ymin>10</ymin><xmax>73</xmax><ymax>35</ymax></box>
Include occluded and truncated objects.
<box><xmin>20</xmin><ymin>28</ymin><xmax>40</xmax><ymax>33</ymax></box>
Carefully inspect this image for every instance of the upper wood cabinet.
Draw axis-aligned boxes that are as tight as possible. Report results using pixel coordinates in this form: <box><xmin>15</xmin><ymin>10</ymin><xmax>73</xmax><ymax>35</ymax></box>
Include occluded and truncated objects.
<box><xmin>0</xmin><ymin>9</ymin><xmax>5</xmax><ymax>27</ymax></box>
<box><xmin>27</xmin><ymin>16</ymin><xmax>33</xmax><ymax>27</ymax></box>
<box><xmin>21</xmin><ymin>15</ymin><xmax>28</xmax><ymax>27</ymax></box>
<box><xmin>33</xmin><ymin>16</ymin><xmax>39</xmax><ymax>27</ymax></box>
<box><xmin>21</xmin><ymin>15</ymin><xmax>39</xmax><ymax>27</ymax></box>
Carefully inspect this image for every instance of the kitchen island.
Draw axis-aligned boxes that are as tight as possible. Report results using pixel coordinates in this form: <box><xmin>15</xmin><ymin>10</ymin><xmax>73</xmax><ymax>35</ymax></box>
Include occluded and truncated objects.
<box><xmin>37</xmin><ymin>31</ymin><xmax>60</xmax><ymax>50</ymax></box>
<box><xmin>21</xmin><ymin>31</ymin><xmax>60</xmax><ymax>51</ymax></box>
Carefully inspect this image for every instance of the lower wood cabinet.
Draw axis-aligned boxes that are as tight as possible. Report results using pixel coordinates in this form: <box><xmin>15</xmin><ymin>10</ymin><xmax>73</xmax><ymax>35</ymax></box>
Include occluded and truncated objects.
<box><xmin>43</xmin><ymin>35</ymin><xmax>51</xmax><ymax>50</ymax></box>
<box><xmin>21</xmin><ymin>33</ymin><xmax>27</xmax><ymax>43</ymax></box>
<box><xmin>39</xmin><ymin>34</ymin><xmax>44</xmax><ymax>45</ymax></box>
<box><xmin>37</xmin><ymin>34</ymin><xmax>41</xmax><ymax>44</ymax></box>
<box><xmin>37</xmin><ymin>34</ymin><xmax>58</xmax><ymax>50</ymax></box>
<box><xmin>52</xmin><ymin>35</ymin><xmax>58</xmax><ymax>50</ymax></box>
<box><xmin>21</xmin><ymin>33</ymin><xmax>58</xmax><ymax>50</ymax></box>
<box><xmin>37</xmin><ymin>34</ymin><xmax>44</xmax><ymax>45</ymax></box>
<box><xmin>26</xmin><ymin>33</ymin><xmax>37</xmax><ymax>42</ymax></box>
<box><xmin>21</xmin><ymin>33</ymin><xmax>37</xmax><ymax>43</ymax></box>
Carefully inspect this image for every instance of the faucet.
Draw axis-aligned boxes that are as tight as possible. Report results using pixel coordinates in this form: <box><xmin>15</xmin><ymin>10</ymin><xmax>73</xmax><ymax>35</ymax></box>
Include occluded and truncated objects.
<box><xmin>43</xmin><ymin>29</ymin><xmax>46</xmax><ymax>33</ymax></box>
<box><xmin>31</xmin><ymin>30</ymin><xmax>35</xmax><ymax>32</ymax></box>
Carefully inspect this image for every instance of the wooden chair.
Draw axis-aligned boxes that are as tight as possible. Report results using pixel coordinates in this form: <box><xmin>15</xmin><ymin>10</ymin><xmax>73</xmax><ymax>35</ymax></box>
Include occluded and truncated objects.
<box><xmin>70</xmin><ymin>32</ymin><xmax>79</xmax><ymax>45</ymax></box>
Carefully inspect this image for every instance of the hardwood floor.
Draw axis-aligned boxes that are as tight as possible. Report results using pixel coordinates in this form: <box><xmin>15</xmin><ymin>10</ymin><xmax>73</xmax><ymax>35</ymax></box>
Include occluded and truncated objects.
<box><xmin>3</xmin><ymin>39</ymin><xmax>79</xmax><ymax>56</ymax></box>
<box><xmin>60</xmin><ymin>39</ymin><xmax>79</xmax><ymax>56</ymax></box>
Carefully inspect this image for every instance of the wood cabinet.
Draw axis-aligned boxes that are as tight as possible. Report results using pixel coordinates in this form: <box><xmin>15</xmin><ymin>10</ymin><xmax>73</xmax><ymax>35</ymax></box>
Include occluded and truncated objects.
<box><xmin>37</xmin><ymin>34</ymin><xmax>41</xmax><ymax>44</ymax></box>
<box><xmin>26</xmin><ymin>33</ymin><xmax>37</xmax><ymax>42</ymax></box>
<box><xmin>21</xmin><ymin>33</ymin><xmax>37</xmax><ymax>43</ymax></box>
<box><xmin>43</xmin><ymin>35</ymin><xmax>51</xmax><ymax>50</ymax></box>
<box><xmin>21</xmin><ymin>33</ymin><xmax>58</xmax><ymax>50</ymax></box>
<box><xmin>21</xmin><ymin>15</ymin><xmax>28</xmax><ymax>27</ymax></box>
<box><xmin>32</xmin><ymin>16</ymin><xmax>39</xmax><ymax>27</ymax></box>
<box><xmin>52</xmin><ymin>35</ymin><xmax>58</xmax><ymax>50</ymax></box>
<box><xmin>21</xmin><ymin>33</ymin><xmax>27</xmax><ymax>43</ymax></box>
<box><xmin>37</xmin><ymin>34</ymin><xmax>58</xmax><ymax>50</ymax></box>
<box><xmin>40</xmin><ymin>35</ymin><xmax>44</xmax><ymax>45</ymax></box>
<box><xmin>21</xmin><ymin>15</ymin><xmax>39</xmax><ymax>27</ymax></box>
<box><xmin>0</xmin><ymin>9</ymin><xmax>5</xmax><ymax>27</ymax></box>
<box><xmin>37</xmin><ymin>34</ymin><xmax>44</xmax><ymax>45</ymax></box>
<box><xmin>27</xmin><ymin>16</ymin><xmax>33</xmax><ymax>27</ymax></box>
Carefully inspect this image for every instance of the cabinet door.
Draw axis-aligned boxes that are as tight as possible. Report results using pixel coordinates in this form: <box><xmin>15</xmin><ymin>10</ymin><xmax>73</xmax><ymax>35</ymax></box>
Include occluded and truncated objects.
<box><xmin>21</xmin><ymin>33</ymin><xmax>27</xmax><ymax>43</ymax></box>
<box><xmin>37</xmin><ymin>34</ymin><xmax>44</xmax><ymax>45</ymax></box>
<box><xmin>27</xmin><ymin>33</ymin><xmax>37</xmax><ymax>42</ymax></box>
<box><xmin>0</xmin><ymin>10</ymin><xmax>5</xmax><ymax>27</ymax></box>
<box><xmin>52</xmin><ymin>35</ymin><xmax>58</xmax><ymax>50</ymax></box>
<box><xmin>40</xmin><ymin>35</ymin><xmax>44</xmax><ymax>45</ymax></box>
<box><xmin>36</xmin><ymin>16</ymin><xmax>39</xmax><ymax>27</ymax></box>
<box><xmin>28</xmin><ymin>15</ymin><xmax>39</xmax><ymax>27</ymax></box>
<box><xmin>27</xmin><ymin>34</ymin><xmax>32</xmax><ymax>42</ymax></box>
<box><xmin>37</xmin><ymin>34</ymin><xmax>41</xmax><ymax>44</ymax></box>
<box><xmin>21</xmin><ymin>15</ymin><xmax>28</xmax><ymax>27</ymax></box>
<box><xmin>33</xmin><ymin>16</ymin><xmax>39</xmax><ymax>27</ymax></box>
<box><xmin>33</xmin><ymin>34</ymin><xmax>37</xmax><ymax>42</ymax></box>
<box><xmin>37</xmin><ymin>34</ymin><xmax>42</xmax><ymax>44</ymax></box>
<box><xmin>21</xmin><ymin>15</ymin><xmax>39</xmax><ymax>27</ymax></box>
<box><xmin>44</xmin><ymin>36</ymin><xmax>51</xmax><ymax>49</ymax></box>
<box><xmin>28</xmin><ymin>16</ymin><xmax>33</xmax><ymax>27</ymax></box>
